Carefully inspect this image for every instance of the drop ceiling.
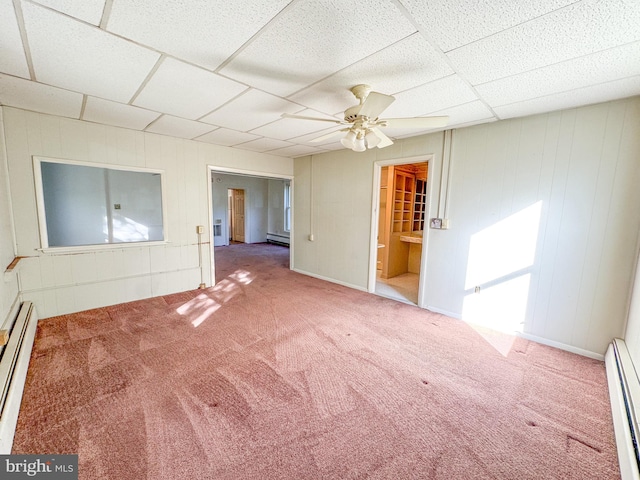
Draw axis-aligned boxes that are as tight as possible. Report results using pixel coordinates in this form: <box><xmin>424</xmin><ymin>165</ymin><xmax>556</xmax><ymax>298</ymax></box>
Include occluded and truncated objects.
<box><xmin>1</xmin><ymin>0</ymin><xmax>639</xmax><ymax>158</ymax></box>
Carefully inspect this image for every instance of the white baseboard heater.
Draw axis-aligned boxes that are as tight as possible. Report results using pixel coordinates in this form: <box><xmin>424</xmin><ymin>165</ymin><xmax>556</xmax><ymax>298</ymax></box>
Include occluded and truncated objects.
<box><xmin>605</xmin><ymin>338</ymin><xmax>640</xmax><ymax>479</ymax></box>
<box><xmin>266</xmin><ymin>233</ymin><xmax>290</xmax><ymax>246</ymax></box>
<box><xmin>0</xmin><ymin>302</ymin><xmax>38</xmax><ymax>454</ymax></box>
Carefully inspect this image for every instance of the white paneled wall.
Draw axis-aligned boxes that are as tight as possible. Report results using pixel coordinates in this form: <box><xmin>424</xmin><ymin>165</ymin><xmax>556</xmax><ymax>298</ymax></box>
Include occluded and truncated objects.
<box><xmin>1</xmin><ymin>107</ymin><xmax>292</xmax><ymax>319</ymax></box>
<box><xmin>625</xmin><ymin>252</ymin><xmax>640</xmax><ymax>362</ymax></box>
<box><xmin>429</xmin><ymin>99</ymin><xmax>640</xmax><ymax>355</ymax></box>
<box><xmin>294</xmin><ymin>97</ymin><xmax>640</xmax><ymax>356</ymax></box>
<box><xmin>0</xmin><ymin>109</ymin><xmax>20</xmax><ymax>327</ymax></box>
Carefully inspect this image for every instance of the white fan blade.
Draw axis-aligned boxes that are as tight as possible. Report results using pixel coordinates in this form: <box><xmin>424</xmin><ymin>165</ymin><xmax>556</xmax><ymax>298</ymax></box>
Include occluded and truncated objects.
<box><xmin>370</xmin><ymin>127</ymin><xmax>394</xmax><ymax>148</ymax></box>
<box><xmin>357</xmin><ymin>92</ymin><xmax>395</xmax><ymax>119</ymax></box>
<box><xmin>380</xmin><ymin>116</ymin><xmax>448</xmax><ymax>129</ymax></box>
<box><xmin>311</xmin><ymin>128</ymin><xmax>350</xmax><ymax>143</ymax></box>
<box><xmin>281</xmin><ymin>113</ymin><xmax>343</xmax><ymax>124</ymax></box>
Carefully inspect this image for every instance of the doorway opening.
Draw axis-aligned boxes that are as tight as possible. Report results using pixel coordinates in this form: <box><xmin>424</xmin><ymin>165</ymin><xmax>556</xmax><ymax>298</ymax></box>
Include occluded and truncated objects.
<box><xmin>370</xmin><ymin>158</ymin><xmax>431</xmax><ymax>306</ymax></box>
<box><xmin>208</xmin><ymin>167</ymin><xmax>293</xmax><ymax>287</ymax></box>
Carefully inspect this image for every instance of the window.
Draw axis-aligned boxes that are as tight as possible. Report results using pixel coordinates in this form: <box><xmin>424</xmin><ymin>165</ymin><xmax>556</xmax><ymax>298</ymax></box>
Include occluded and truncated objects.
<box><xmin>34</xmin><ymin>157</ymin><xmax>166</xmax><ymax>249</ymax></box>
<box><xmin>284</xmin><ymin>181</ymin><xmax>291</xmax><ymax>232</ymax></box>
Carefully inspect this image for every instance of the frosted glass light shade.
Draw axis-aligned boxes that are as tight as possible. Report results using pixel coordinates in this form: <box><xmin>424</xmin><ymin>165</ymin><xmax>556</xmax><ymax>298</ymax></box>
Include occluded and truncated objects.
<box><xmin>353</xmin><ymin>135</ymin><xmax>366</xmax><ymax>152</ymax></box>
<box><xmin>365</xmin><ymin>130</ymin><xmax>380</xmax><ymax>148</ymax></box>
<box><xmin>341</xmin><ymin>130</ymin><xmax>357</xmax><ymax>149</ymax></box>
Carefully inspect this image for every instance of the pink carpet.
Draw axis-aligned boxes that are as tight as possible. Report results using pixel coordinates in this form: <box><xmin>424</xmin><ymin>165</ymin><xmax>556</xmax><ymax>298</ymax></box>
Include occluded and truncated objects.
<box><xmin>13</xmin><ymin>243</ymin><xmax>620</xmax><ymax>479</ymax></box>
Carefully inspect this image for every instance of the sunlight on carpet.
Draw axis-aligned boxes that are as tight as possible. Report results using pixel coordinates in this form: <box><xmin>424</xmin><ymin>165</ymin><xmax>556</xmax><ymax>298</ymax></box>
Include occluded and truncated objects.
<box><xmin>11</xmin><ymin>243</ymin><xmax>619</xmax><ymax>480</ymax></box>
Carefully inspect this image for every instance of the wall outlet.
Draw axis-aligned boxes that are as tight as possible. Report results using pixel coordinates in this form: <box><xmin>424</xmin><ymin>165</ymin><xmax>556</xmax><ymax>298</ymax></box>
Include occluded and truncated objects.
<box><xmin>196</xmin><ymin>225</ymin><xmax>204</xmax><ymax>234</ymax></box>
<box><xmin>441</xmin><ymin>218</ymin><xmax>450</xmax><ymax>229</ymax></box>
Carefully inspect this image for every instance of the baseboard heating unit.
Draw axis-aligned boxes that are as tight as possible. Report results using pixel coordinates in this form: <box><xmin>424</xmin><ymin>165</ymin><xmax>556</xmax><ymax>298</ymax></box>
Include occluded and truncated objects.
<box><xmin>266</xmin><ymin>233</ymin><xmax>290</xmax><ymax>246</ymax></box>
<box><xmin>605</xmin><ymin>338</ymin><xmax>640</xmax><ymax>479</ymax></box>
<box><xmin>0</xmin><ymin>302</ymin><xmax>38</xmax><ymax>454</ymax></box>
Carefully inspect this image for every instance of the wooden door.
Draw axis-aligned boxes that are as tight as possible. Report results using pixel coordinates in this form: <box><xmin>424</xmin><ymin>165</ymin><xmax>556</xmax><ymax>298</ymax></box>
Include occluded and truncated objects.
<box><xmin>232</xmin><ymin>189</ymin><xmax>245</xmax><ymax>243</ymax></box>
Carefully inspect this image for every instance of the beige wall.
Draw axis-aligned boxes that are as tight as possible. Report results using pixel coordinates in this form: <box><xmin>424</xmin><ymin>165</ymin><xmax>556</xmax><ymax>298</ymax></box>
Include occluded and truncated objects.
<box><xmin>625</xmin><ymin>253</ymin><xmax>640</xmax><ymax>369</ymax></box>
<box><xmin>294</xmin><ymin>97</ymin><xmax>640</xmax><ymax>356</ymax></box>
<box><xmin>2</xmin><ymin>106</ymin><xmax>293</xmax><ymax>318</ymax></box>
<box><xmin>0</xmin><ymin>109</ymin><xmax>20</xmax><ymax>329</ymax></box>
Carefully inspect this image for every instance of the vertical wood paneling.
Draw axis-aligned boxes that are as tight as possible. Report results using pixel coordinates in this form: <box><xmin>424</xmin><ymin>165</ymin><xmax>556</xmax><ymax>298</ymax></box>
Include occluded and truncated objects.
<box><xmin>593</xmin><ymin>99</ymin><xmax>640</xmax><ymax>353</ymax></box>
<box><xmin>625</xmin><ymin>254</ymin><xmax>640</xmax><ymax>367</ymax></box>
<box><xmin>544</xmin><ymin>105</ymin><xmax>607</xmax><ymax>343</ymax></box>
<box><xmin>2</xmin><ymin>106</ymin><xmax>292</xmax><ymax>318</ymax></box>
<box><xmin>293</xmin><ymin>96</ymin><xmax>640</xmax><ymax>356</ymax></box>
<box><xmin>531</xmin><ymin>109</ymin><xmax>576</xmax><ymax>340</ymax></box>
<box><xmin>527</xmin><ymin>111</ymin><xmax>562</xmax><ymax>335</ymax></box>
<box><xmin>0</xmin><ymin>108</ymin><xmax>20</xmax><ymax>329</ymax></box>
<box><xmin>573</xmin><ymin>101</ymin><xmax>626</xmax><ymax>348</ymax></box>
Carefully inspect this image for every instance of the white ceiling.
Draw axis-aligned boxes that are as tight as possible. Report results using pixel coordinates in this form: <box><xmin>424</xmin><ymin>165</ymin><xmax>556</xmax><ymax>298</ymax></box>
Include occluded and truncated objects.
<box><xmin>1</xmin><ymin>0</ymin><xmax>639</xmax><ymax>158</ymax></box>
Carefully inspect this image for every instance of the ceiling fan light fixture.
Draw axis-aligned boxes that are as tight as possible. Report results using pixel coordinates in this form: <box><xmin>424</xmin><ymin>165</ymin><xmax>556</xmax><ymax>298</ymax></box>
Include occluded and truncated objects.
<box><xmin>341</xmin><ymin>130</ymin><xmax>357</xmax><ymax>149</ymax></box>
<box><xmin>353</xmin><ymin>133</ymin><xmax>366</xmax><ymax>152</ymax></box>
<box><xmin>365</xmin><ymin>129</ymin><xmax>381</xmax><ymax>148</ymax></box>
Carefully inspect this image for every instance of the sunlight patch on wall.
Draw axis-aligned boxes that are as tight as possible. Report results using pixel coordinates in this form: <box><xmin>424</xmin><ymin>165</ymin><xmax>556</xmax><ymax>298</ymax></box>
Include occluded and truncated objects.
<box><xmin>463</xmin><ymin>273</ymin><xmax>531</xmax><ymax>334</ymax></box>
<box><xmin>112</xmin><ymin>215</ymin><xmax>149</xmax><ymax>242</ymax></box>
<box><xmin>465</xmin><ymin>201</ymin><xmax>542</xmax><ymax>289</ymax></box>
<box><xmin>462</xmin><ymin>201</ymin><xmax>543</xmax><ymax>348</ymax></box>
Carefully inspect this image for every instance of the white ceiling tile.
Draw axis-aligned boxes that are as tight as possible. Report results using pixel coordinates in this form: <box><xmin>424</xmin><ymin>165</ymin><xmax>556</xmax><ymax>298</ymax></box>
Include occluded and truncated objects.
<box><xmin>400</xmin><ymin>0</ymin><xmax>575</xmax><ymax>52</ymax></box>
<box><xmin>289</xmin><ymin>33</ymin><xmax>454</xmax><ymax>116</ymax></box>
<box><xmin>107</xmin><ymin>0</ymin><xmax>290</xmax><ymax>70</ymax></box>
<box><xmin>0</xmin><ymin>75</ymin><xmax>82</xmax><ymax>118</ymax></box>
<box><xmin>0</xmin><ymin>0</ymin><xmax>30</xmax><ymax>78</ymax></box>
<box><xmin>199</xmin><ymin>89</ymin><xmax>303</xmax><ymax>131</ymax></box>
<box><xmin>22</xmin><ymin>2</ymin><xmax>160</xmax><ymax>102</ymax></box>
<box><xmin>133</xmin><ymin>57</ymin><xmax>247</xmax><ymax>120</ymax></box>
<box><xmin>493</xmin><ymin>76</ymin><xmax>640</xmax><ymax>119</ymax></box>
<box><xmin>264</xmin><ymin>144</ymin><xmax>324</xmax><ymax>158</ymax></box>
<box><xmin>219</xmin><ymin>0</ymin><xmax>417</xmax><ymax>96</ymax></box>
<box><xmin>381</xmin><ymin>75</ymin><xmax>478</xmax><ymax>118</ymax></box>
<box><xmin>195</xmin><ymin>128</ymin><xmax>261</xmax><ymax>146</ymax></box>
<box><xmin>234</xmin><ymin>138</ymin><xmax>293</xmax><ymax>153</ymax></box>
<box><xmin>31</xmin><ymin>0</ymin><xmax>106</xmax><ymax>25</ymax></box>
<box><xmin>250</xmin><ymin>109</ymin><xmax>339</xmax><ymax>140</ymax></box>
<box><xmin>436</xmin><ymin>101</ymin><xmax>496</xmax><ymax>127</ymax></box>
<box><xmin>477</xmin><ymin>41</ymin><xmax>640</xmax><ymax>107</ymax></box>
<box><xmin>145</xmin><ymin>115</ymin><xmax>216</xmax><ymax>139</ymax></box>
<box><xmin>83</xmin><ymin>96</ymin><xmax>160</xmax><ymax>130</ymax></box>
<box><xmin>448</xmin><ymin>0</ymin><xmax>640</xmax><ymax>85</ymax></box>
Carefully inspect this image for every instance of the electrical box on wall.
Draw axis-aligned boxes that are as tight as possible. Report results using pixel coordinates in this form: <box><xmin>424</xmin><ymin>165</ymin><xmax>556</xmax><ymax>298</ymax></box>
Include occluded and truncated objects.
<box><xmin>430</xmin><ymin>218</ymin><xmax>450</xmax><ymax>230</ymax></box>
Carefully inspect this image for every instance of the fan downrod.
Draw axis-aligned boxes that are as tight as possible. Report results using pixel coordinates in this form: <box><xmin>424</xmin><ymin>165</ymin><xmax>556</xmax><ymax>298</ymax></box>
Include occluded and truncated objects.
<box><xmin>350</xmin><ymin>84</ymin><xmax>372</xmax><ymax>103</ymax></box>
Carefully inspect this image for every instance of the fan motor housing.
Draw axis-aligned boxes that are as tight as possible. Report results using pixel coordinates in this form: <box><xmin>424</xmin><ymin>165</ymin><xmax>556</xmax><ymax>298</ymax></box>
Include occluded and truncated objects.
<box><xmin>344</xmin><ymin>105</ymin><xmax>363</xmax><ymax>123</ymax></box>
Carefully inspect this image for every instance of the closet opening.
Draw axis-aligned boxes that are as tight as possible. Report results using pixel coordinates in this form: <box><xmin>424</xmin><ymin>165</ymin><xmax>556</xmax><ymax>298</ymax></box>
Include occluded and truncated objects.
<box><xmin>370</xmin><ymin>159</ymin><xmax>430</xmax><ymax>306</ymax></box>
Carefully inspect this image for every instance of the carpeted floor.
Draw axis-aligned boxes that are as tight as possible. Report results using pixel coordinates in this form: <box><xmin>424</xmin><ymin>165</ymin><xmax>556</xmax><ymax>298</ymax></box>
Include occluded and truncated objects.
<box><xmin>13</xmin><ymin>243</ymin><xmax>620</xmax><ymax>479</ymax></box>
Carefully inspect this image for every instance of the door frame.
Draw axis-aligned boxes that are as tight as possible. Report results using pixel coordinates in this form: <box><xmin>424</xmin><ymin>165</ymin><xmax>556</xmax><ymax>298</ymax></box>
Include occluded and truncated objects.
<box><xmin>367</xmin><ymin>155</ymin><xmax>434</xmax><ymax>308</ymax></box>
<box><xmin>207</xmin><ymin>165</ymin><xmax>294</xmax><ymax>287</ymax></box>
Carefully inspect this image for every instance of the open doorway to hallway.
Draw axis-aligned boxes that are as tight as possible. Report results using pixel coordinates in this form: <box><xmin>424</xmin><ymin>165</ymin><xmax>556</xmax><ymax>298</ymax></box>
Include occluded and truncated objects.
<box><xmin>209</xmin><ymin>168</ymin><xmax>293</xmax><ymax>286</ymax></box>
<box><xmin>373</xmin><ymin>160</ymin><xmax>430</xmax><ymax>305</ymax></box>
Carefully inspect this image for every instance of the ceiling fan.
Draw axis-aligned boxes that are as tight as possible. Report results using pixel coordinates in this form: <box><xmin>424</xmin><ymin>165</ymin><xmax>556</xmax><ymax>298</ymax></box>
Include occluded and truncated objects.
<box><xmin>282</xmin><ymin>84</ymin><xmax>448</xmax><ymax>152</ymax></box>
